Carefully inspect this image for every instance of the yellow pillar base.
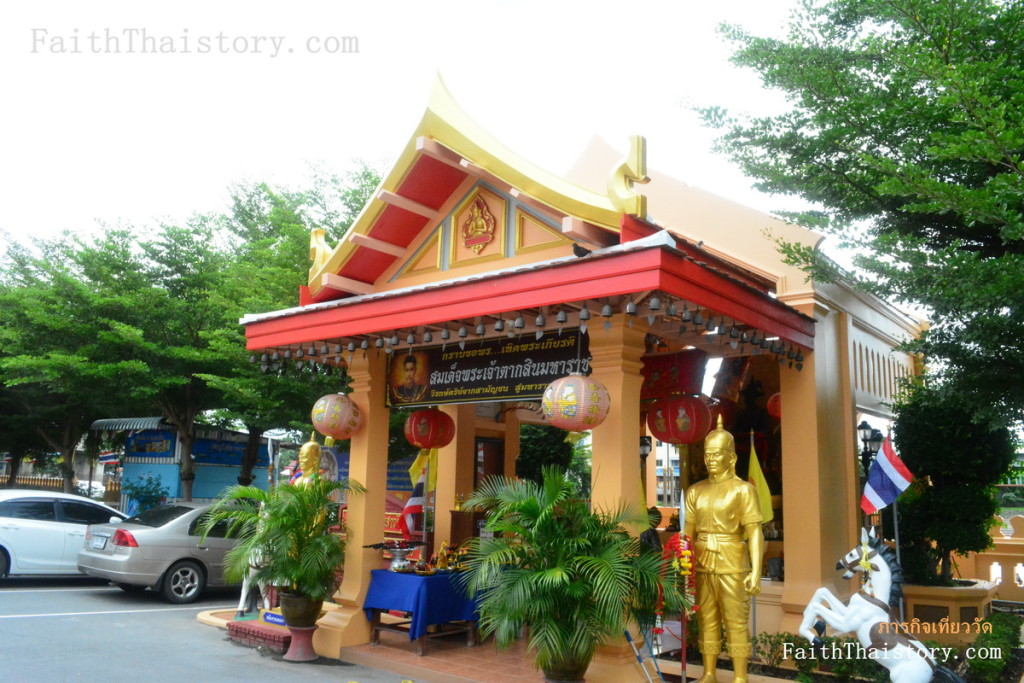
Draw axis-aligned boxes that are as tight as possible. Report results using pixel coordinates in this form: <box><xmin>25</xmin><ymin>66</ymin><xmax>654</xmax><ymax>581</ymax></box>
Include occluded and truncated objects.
<box><xmin>312</xmin><ymin>601</ymin><xmax>371</xmax><ymax>658</ymax></box>
<box><xmin>587</xmin><ymin>638</ymin><xmax>645</xmax><ymax>683</ymax></box>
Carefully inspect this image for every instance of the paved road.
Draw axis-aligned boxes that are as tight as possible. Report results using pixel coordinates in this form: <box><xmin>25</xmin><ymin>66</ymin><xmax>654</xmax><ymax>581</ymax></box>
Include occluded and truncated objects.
<box><xmin>0</xmin><ymin>576</ymin><xmax>408</xmax><ymax>682</ymax></box>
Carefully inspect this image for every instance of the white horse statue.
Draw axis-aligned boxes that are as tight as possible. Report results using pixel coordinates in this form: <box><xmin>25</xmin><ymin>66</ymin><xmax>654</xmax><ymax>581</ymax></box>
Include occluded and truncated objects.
<box><xmin>236</xmin><ymin>548</ymin><xmax>269</xmax><ymax>618</ymax></box>
<box><xmin>799</xmin><ymin>527</ymin><xmax>964</xmax><ymax>683</ymax></box>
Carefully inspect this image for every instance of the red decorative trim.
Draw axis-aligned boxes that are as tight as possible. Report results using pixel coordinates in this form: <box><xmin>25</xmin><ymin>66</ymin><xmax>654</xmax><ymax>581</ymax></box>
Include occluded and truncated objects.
<box><xmin>247</xmin><ymin>246</ymin><xmax>814</xmax><ymax>351</ymax></box>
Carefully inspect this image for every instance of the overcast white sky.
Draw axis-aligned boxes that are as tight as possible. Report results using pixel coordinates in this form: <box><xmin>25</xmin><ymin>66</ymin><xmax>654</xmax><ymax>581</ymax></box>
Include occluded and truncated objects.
<box><xmin>0</xmin><ymin>1</ymin><xmax>802</xmax><ymax>243</ymax></box>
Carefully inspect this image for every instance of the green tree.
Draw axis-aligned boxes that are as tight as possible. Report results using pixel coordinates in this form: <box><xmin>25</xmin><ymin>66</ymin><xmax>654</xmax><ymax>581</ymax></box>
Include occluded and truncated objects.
<box><xmin>703</xmin><ymin>0</ymin><xmax>1024</xmax><ymax>424</ymax></box>
<box><xmin>891</xmin><ymin>384</ymin><xmax>1016</xmax><ymax>584</ymax></box>
<box><xmin>0</xmin><ymin>233</ymin><xmax>150</xmax><ymax>491</ymax></box>
<box><xmin>199</xmin><ymin>167</ymin><xmax>380</xmax><ymax>484</ymax></box>
<box><xmin>515</xmin><ymin>423</ymin><xmax>574</xmax><ymax>484</ymax></box>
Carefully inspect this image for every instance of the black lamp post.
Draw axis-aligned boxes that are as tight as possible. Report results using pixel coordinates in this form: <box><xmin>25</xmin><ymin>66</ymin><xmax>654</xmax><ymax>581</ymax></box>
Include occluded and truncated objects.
<box><xmin>857</xmin><ymin>420</ymin><xmax>885</xmax><ymax>477</ymax></box>
<box><xmin>639</xmin><ymin>436</ymin><xmax>653</xmax><ymax>462</ymax></box>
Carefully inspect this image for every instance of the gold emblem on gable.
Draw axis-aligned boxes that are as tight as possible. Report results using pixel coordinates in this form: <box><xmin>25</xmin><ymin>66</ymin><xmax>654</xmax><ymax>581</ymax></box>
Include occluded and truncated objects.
<box><xmin>461</xmin><ymin>196</ymin><xmax>497</xmax><ymax>254</ymax></box>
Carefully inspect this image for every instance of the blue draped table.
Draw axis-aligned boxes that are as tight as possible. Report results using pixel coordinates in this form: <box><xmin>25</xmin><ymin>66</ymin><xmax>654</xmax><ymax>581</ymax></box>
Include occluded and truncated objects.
<box><xmin>363</xmin><ymin>569</ymin><xmax>479</xmax><ymax>655</ymax></box>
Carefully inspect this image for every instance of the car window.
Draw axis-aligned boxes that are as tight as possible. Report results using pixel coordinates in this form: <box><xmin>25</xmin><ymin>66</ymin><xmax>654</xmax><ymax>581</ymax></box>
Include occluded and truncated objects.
<box><xmin>59</xmin><ymin>501</ymin><xmax>118</xmax><ymax>525</ymax></box>
<box><xmin>189</xmin><ymin>512</ymin><xmax>231</xmax><ymax>538</ymax></box>
<box><xmin>0</xmin><ymin>499</ymin><xmax>57</xmax><ymax>521</ymax></box>
<box><xmin>123</xmin><ymin>505</ymin><xmax>194</xmax><ymax>527</ymax></box>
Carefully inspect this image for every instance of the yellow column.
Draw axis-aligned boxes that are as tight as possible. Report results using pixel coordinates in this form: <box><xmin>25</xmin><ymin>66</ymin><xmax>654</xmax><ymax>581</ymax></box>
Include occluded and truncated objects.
<box><xmin>433</xmin><ymin>403</ymin><xmax>476</xmax><ymax>548</ymax></box>
<box><xmin>585</xmin><ymin>318</ymin><xmax>648</xmax><ymax>683</ymax></box>
<box><xmin>587</xmin><ymin>318</ymin><xmax>647</xmax><ymax>513</ymax></box>
<box><xmin>777</xmin><ymin>302</ymin><xmax>860</xmax><ymax>633</ymax></box>
<box><xmin>314</xmin><ymin>351</ymin><xmax>389</xmax><ymax>655</ymax></box>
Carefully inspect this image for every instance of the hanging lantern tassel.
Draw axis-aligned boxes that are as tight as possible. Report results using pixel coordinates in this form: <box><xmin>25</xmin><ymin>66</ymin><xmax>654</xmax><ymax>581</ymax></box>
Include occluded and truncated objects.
<box><xmin>541</xmin><ymin>374</ymin><xmax>611</xmax><ymax>433</ymax></box>
<box><xmin>563</xmin><ymin>431</ymin><xmax>588</xmax><ymax>445</ymax></box>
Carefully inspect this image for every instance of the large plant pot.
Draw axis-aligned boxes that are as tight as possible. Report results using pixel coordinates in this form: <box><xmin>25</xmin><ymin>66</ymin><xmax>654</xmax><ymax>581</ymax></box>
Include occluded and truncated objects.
<box><xmin>279</xmin><ymin>592</ymin><xmax>324</xmax><ymax>661</ymax></box>
<box><xmin>542</xmin><ymin>656</ymin><xmax>592</xmax><ymax>683</ymax></box>
<box><xmin>901</xmin><ymin>580</ymin><xmax>999</xmax><ymax>645</ymax></box>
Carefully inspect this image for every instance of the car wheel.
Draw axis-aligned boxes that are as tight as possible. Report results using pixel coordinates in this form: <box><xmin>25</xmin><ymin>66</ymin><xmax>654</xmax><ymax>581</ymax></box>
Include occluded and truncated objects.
<box><xmin>160</xmin><ymin>560</ymin><xmax>205</xmax><ymax>604</ymax></box>
<box><xmin>0</xmin><ymin>548</ymin><xmax>8</xmax><ymax>578</ymax></box>
<box><xmin>116</xmin><ymin>583</ymin><xmax>146</xmax><ymax>593</ymax></box>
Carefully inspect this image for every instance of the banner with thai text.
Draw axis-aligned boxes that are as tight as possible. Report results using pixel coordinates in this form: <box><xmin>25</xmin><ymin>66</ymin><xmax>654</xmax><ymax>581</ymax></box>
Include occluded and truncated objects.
<box><xmin>386</xmin><ymin>329</ymin><xmax>590</xmax><ymax>407</ymax></box>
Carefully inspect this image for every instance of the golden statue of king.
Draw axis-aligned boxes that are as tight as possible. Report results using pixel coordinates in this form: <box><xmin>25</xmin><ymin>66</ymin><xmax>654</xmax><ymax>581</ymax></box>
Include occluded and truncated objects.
<box><xmin>683</xmin><ymin>415</ymin><xmax>765</xmax><ymax>683</ymax></box>
<box><xmin>295</xmin><ymin>434</ymin><xmax>322</xmax><ymax>486</ymax></box>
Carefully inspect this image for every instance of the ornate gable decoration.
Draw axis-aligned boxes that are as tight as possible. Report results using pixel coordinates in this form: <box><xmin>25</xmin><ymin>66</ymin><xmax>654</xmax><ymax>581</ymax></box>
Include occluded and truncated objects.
<box><xmin>461</xmin><ymin>195</ymin><xmax>497</xmax><ymax>254</ymax></box>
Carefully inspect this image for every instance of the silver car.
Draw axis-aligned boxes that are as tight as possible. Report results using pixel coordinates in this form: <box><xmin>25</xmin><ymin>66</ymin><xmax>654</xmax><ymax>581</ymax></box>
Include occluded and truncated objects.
<box><xmin>77</xmin><ymin>502</ymin><xmax>239</xmax><ymax>603</ymax></box>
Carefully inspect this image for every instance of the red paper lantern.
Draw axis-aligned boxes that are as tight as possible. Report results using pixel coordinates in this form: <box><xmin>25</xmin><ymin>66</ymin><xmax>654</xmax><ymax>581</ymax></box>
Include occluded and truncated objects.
<box><xmin>311</xmin><ymin>393</ymin><xmax>364</xmax><ymax>441</ymax></box>
<box><xmin>542</xmin><ymin>374</ymin><xmax>611</xmax><ymax>432</ymax></box>
<box><xmin>647</xmin><ymin>395</ymin><xmax>712</xmax><ymax>445</ymax></box>
<box><xmin>404</xmin><ymin>409</ymin><xmax>456</xmax><ymax>449</ymax></box>
<box><xmin>767</xmin><ymin>393</ymin><xmax>782</xmax><ymax>420</ymax></box>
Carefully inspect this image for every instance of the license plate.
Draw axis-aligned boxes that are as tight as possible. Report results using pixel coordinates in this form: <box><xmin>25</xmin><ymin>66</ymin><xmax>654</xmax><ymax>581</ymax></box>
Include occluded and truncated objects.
<box><xmin>91</xmin><ymin>536</ymin><xmax>107</xmax><ymax>550</ymax></box>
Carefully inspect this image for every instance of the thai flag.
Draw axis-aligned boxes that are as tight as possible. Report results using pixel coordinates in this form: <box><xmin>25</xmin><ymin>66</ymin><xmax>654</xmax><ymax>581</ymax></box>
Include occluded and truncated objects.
<box><xmin>398</xmin><ymin>470</ymin><xmax>426</xmax><ymax>540</ymax></box>
<box><xmin>861</xmin><ymin>435</ymin><xmax>914</xmax><ymax>514</ymax></box>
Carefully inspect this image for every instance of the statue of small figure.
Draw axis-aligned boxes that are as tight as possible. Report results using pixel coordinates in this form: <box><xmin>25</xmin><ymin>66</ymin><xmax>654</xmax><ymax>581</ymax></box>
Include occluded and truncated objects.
<box><xmin>295</xmin><ymin>435</ymin><xmax>321</xmax><ymax>486</ymax></box>
<box><xmin>683</xmin><ymin>415</ymin><xmax>765</xmax><ymax>683</ymax></box>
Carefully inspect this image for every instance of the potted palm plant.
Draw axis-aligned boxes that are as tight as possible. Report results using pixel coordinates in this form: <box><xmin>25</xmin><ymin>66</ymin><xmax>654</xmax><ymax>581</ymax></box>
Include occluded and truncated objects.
<box><xmin>459</xmin><ymin>467</ymin><xmax>685</xmax><ymax>683</ymax></box>
<box><xmin>201</xmin><ymin>475</ymin><xmax>365</xmax><ymax>661</ymax></box>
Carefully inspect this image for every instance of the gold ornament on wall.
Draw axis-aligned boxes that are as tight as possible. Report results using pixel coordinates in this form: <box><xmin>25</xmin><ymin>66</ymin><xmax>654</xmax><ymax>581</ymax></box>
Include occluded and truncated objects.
<box><xmin>461</xmin><ymin>196</ymin><xmax>497</xmax><ymax>254</ymax></box>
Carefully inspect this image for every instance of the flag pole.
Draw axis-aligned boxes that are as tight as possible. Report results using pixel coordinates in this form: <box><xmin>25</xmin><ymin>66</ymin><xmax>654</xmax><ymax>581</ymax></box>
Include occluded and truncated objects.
<box><xmin>750</xmin><ymin>430</ymin><xmax>758</xmax><ymax>641</ymax></box>
<box><xmin>893</xmin><ymin>499</ymin><xmax>905</xmax><ymax>622</ymax></box>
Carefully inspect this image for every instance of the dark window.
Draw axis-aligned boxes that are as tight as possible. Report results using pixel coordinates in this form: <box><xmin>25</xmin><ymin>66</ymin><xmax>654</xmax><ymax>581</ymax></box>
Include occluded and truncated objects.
<box><xmin>189</xmin><ymin>512</ymin><xmax>230</xmax><ymax>538</ymax></box>
<box><xmin>0</xmin><ymin>500</ymin><xmax>57</xmax><ymax>521</ymax></box>
<box><xmin>123</xmin><ymin>505</ymin><xmax>193</xmax><ymax>528</ymax></box>
<box><xmin>59</xmin><ymin>501</ymin><xmax>118</xmax><ymax>525</ymax></box>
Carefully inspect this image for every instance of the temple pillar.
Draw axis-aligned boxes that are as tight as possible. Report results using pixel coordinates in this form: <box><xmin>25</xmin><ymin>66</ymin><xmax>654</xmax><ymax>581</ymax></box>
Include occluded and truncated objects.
<box><xmin>587</xmin><ymin>318</ymin><xmax>647</xmax><ymax>513</ymax></box>
<box><xmin>585</xmin><ymin>319</ymin><xmax>648</xmax><ymax>683</ymax></box>
<box><xmin>433</xmin><ymin>403</ymin><xmax>476</xmax><ymax>548</ymax></box>
<box><xmin>777</xmin><ymin>301</ymin><xmax>860</xmax><ymax>633</ymax></box>
<box><xmin>314</xmin><ymin>351</ymin><xmax>390</xmax><ymax>655</ymax></box>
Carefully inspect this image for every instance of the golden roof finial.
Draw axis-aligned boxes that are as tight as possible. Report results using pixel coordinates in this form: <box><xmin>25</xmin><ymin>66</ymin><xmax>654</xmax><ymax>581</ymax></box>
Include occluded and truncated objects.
<box><xmin>607</xmin><ymin>135</ymin><xmax>649</xmax><ymax>216</ymax></box>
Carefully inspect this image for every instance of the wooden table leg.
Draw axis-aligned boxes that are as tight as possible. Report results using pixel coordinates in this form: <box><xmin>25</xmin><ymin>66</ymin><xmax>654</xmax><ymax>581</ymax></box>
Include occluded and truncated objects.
<box><xmin>370</xmin><ymin>609</ymin><xmax>381</xmax><ymax>645</ymax></box>
<box><xmin>416</xmin><ymin>634</ymin><xmax>426</xmax><ymax>656</ymax></box>
<box><xmin>467</xmin><ymin>621</ymin><xmax>478</xmax><ymax>646</ymax></box>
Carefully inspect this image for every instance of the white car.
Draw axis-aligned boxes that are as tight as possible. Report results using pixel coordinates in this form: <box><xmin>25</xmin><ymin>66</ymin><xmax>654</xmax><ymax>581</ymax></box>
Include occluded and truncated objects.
<box><xmin>0</xmin><ymin>489</ymin><xmax>126</xmax><ymax>577</ymax></box>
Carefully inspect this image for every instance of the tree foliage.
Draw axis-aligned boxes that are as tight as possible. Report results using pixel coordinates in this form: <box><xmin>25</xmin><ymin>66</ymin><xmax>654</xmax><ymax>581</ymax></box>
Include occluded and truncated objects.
<box><xmin>891</xmin><ymin>384</ymin><xmax>1016</xmax><ymax>583</ymax></box>
<box><xmin>515</xmin><ymin>423</ymin><xmax>574</xmax><ymax>485</ymax></box>
<box><xmin>0</xmin><ymin>163</ymin><xmax>380</xmax><ymax>496</ymax></box>
<box><xmin>704</xmin><ymin>0</ymin><xmax>1024</xmax><ymax>423</ymax></box>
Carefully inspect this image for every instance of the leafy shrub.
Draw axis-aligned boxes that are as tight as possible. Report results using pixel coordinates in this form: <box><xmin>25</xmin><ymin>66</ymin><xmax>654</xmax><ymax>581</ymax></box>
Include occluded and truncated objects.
<box><xmin>966</xmin><ymin>613</ymin><xmax>1022</xmax><ymax>683</ymax></box>
<box><xmin>779</xmin><ymin>632</ymin><xmax>819</xmax><ymax>683</ymax></box>
<box><xmin>122</xmin><ymin>474</ymin><xmax>168</xmax><ymax>512</ymax></box>
<box><xmin>755</xmin><ymin>631</ymin><xmax>787</xmax><ymax>671</ymax></box>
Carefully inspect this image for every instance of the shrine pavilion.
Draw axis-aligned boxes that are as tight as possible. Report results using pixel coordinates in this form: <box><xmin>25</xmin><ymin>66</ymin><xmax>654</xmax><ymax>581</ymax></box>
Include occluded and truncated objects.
<box><xmin>240</xmin><ymin>77</ymin><xmax>923</xmax><ymax>676</ymax></box>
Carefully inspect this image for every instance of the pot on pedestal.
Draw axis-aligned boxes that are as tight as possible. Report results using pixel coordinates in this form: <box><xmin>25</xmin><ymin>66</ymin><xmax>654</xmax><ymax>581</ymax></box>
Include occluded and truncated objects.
<box><xmin>279</xmin><ymin>591</ymin><xmax>324</xmax><ymax>661</ymax></box>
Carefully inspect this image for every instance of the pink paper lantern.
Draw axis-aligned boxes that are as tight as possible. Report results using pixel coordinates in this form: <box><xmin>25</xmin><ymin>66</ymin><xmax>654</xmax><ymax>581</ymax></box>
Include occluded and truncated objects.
<box><xmin>541</xmin><ymin>375</ymin><xmax>611</xmax><ymax>432</ymax></box>
<box><xmin>311</xmin><ymin>393</ymin><xmax>364</xmax><ymax>441</ymax></box>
